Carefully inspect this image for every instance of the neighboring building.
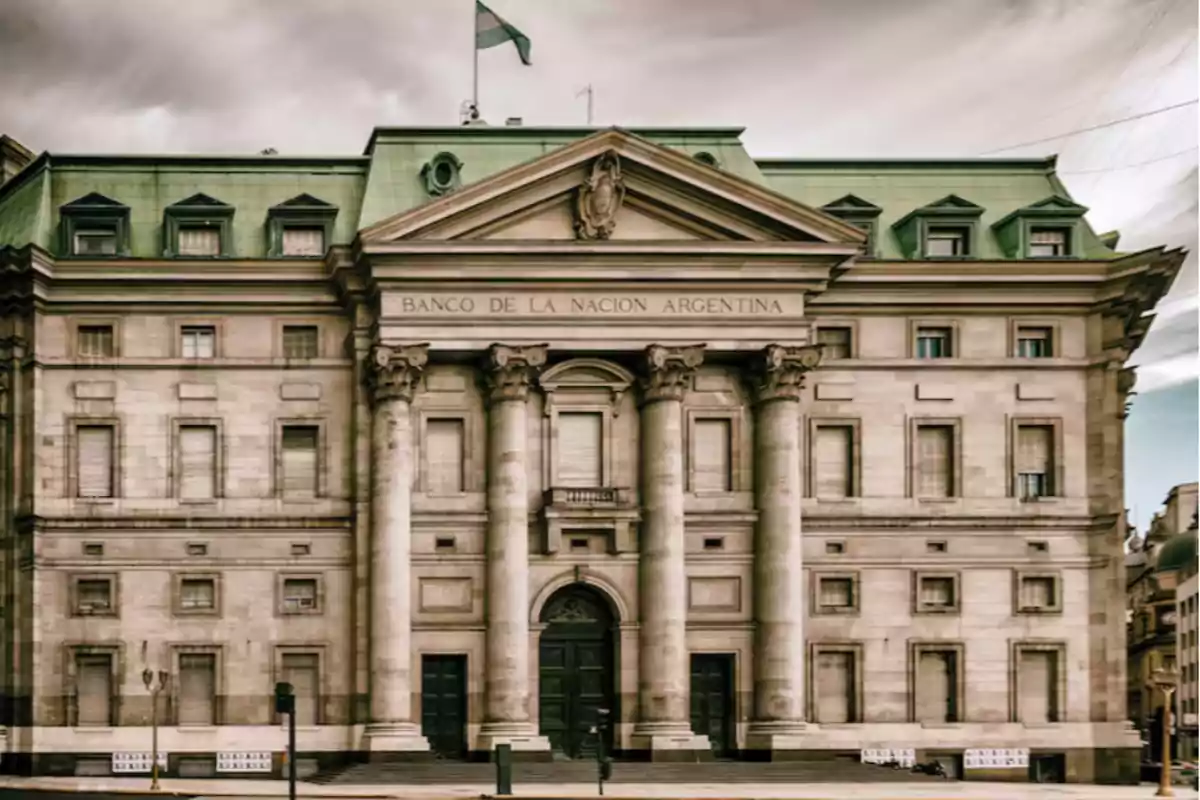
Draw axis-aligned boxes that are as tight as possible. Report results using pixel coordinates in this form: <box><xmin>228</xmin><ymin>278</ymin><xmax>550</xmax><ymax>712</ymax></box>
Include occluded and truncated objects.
<box><xmin>1127</xmin><ymin>483</ymin><xmax>1198</xmax><ymax>755</ymax></box>
<box><xmin>1162</xmin><ymin>515</ymin><xmax>1199</xmax><ymax>762</ymax></box>
<box><xmin>0</xmin><ymin>124</ymin><xmax>1185</xmax><ymax>783</ymax></box>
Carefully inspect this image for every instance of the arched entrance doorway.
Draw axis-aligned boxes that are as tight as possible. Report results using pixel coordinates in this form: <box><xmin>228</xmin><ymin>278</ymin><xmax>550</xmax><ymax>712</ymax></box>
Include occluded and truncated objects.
<box><xmin>538</xmin><ymin>584</ymin><xmax>616</xmax><ymax>759</ymax></box>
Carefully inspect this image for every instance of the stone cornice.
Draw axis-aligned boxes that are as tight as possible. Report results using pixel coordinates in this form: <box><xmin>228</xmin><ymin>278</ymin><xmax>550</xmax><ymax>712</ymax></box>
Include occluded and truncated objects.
<box><xmin>639</xmin><ymin>344</ymin><xmax>704</xmax><ymax>405</ymax></box>
<box><xmin>367</xmin><ymin>343</ymin><xmax>429</xmax><ymax>404</ymax></box>
<box><xmin>483</xmin><ymin>343</ymin><xmax>548</xmax><ymax>403</ymax></box>
<box><xmin>747</xmin><ymin>344</ymin><xmax>822</xmax><ymax>404</ymax></box>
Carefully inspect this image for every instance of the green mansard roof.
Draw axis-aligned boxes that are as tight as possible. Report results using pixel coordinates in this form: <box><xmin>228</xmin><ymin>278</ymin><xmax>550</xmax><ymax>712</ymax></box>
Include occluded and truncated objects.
<box><xmin>0</xmin><ymin>125</ymin><xmax>1119</xmax><ymax>260</ymax></box>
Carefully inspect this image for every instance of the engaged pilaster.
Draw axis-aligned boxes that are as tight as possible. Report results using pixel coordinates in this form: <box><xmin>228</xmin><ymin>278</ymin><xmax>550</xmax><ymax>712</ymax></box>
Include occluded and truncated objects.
<box><xmin>364</xmin><ymin>343</ymin><xmax>431</xmax><ymax>756</ymax></box>
<box><xmin>745</xmin><ymin>344</ymin><xmax>821</xmax><ymax>755</ymax></box>
<box><xmin>479</xmin><ymin>344</ymin><xmax>552</xmax><ymax>753</ymax></box>
<box><xmin>633</xmin><ymin>344</ymin><xmax>712</xmax><ymax>759</ymax></box>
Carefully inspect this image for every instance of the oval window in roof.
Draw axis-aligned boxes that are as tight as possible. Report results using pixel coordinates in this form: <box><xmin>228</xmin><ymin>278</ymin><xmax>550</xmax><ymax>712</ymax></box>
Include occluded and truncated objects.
<box><xmin>693</xmin><ymin>151</ymin><xmax>719</xmax><ymax>167</ymax></box>
<box><xmin>421</xmin><ymin>152</ymin><xmax>464</xmax><ymax>196</ymax></box>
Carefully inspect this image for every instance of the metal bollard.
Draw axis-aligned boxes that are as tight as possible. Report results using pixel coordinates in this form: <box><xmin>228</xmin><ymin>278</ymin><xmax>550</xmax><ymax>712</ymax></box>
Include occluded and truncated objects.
<box><xmin>495</xmin><ymin>742</ymin><xmax>513</xmax><ymax>796</ymax></box>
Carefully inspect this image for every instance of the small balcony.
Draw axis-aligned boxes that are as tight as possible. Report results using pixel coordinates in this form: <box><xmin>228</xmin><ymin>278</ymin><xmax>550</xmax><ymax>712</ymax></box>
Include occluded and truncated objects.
<box><xmin>539</xmin><ymin>486</ymin><xmax>640</xmax><ymax>555</ymax></box>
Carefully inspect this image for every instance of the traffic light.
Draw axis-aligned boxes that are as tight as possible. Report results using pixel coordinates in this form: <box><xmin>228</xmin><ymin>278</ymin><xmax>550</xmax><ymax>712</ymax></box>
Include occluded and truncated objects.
<box><xmin>275</xmin><ymin>681</ymin><xmax>295</xmax><ymax>715</ymax></box>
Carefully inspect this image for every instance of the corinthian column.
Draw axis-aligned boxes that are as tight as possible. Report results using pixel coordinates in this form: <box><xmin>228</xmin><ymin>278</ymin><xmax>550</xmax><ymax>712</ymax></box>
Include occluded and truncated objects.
<box><xmin>633</xmin><ymin>344</ymin><xmax>712</xmax><ymax>759</ymax></box>
<box><xmin>364</xmin><ymin>343</ymin><xmax>431</xmax><ymax>756</ymax></box>
<box><xmin>745</xmin><ymin>344</ymin><xmax>821</xmax><ymax>755</ymax></box>
<box><xmin>478</xmin><ymin>344</ymin><xmax>551</xmax><ymax>753</ymax></box>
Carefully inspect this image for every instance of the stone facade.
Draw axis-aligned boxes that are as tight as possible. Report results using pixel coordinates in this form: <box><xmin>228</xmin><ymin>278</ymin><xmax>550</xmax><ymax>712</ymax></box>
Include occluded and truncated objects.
<box><xmin>0</xmin><ymin>126</ymin><xmax>1187</xmax><ymax>783</ymax></box>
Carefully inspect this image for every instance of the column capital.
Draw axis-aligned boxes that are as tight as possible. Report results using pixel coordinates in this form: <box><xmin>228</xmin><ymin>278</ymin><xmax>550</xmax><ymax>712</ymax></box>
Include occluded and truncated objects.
<box><xmin>747</xmin><ymin>344</ymin><xmax>822</xmax><ymax>404</ymax></box>
<box><xmin>639</xmin><ymin>344</ymin><xmax>704</xmax><ymax>405</ymax></box>
<box><xmin>483</xmin><ymin>344</ymin><xmax>548</xmax><ymax>403</ymax></box>
<box><xmin>367</xmin><ymin>343</ymin><xmax>429</xmax><ymax>405</ymax></box>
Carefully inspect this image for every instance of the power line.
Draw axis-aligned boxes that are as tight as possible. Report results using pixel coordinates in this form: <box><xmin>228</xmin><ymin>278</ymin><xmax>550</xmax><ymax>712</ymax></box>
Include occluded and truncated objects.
<box><xmin>1059</xmin><ymin>146</ymin><xmax>1199</xmax><ymax>175</ymax></box>
<box><xmin>979</xmin><ymin>98</ymin><xmax>1198</xmax><ymax>155</ymax></box>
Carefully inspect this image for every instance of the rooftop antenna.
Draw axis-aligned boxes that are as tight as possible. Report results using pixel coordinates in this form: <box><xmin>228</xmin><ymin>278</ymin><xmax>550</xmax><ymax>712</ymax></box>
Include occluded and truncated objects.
<box><xmin>459</xmin><ymin>100</ymin><xmax>483</xmax><ymax>126</ymax></box>
<box><xmin>576</xmin><ymin>84</ymin><xmax>594</xmax><ymax>125</ymax></box>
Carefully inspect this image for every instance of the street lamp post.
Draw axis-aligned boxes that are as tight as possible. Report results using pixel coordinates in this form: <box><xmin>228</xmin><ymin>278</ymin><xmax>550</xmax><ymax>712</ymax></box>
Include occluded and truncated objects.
<box><xmin>142</xmin><ymin>668</ymin><xmax>169</xmax><ymax>792</ymax></box>
<box><xmin>1151</xmin><ymin>667</ymin><xmax>1180</xmax><ymax>798</ymax></box>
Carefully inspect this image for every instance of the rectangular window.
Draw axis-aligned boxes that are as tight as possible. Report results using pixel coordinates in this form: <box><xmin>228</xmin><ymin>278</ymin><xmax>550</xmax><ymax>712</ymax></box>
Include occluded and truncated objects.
<box><xmin>282</xmin><ymin>578</ymin><xmax>319</xmax><ymax>613</ymax></box>
<box><xmin>692</xmin><ymin>418</ymin><xmax>732</xmax><ymax>493</ymax></box>
<box><xmin>76</xmin><ymin>425</ymin><xmax>115</xmax><ymax>498</ymax></box>
<box><xmin>917</xmin><ymin>575</ymin><xmax>957</xmax><ymax>612</ymax></box>
<box><xmin>817</xmin><ymin>576</ymin><xmax>855</xmax><ymax>611</ymax></box>
<box><xmin>816</xmin><ymin>327</ymin><xmax>853</xmax><ymax>360</ymax></box>
<box><xmin>425</xmin><ymin>418</ymin><xmax>465</xmax><ymax>495</ymax></box>
<box><xmin>1018</xmin><ymin>575</ymin><xmax>1057</xmax><ymax>612</ymax></box>
<box><xmin>813</xmin><ymin>425</ymin><xmax>853</xmax><ymax>499</ymax></box>
<box><xmin>1016</xmin><ymin>424</ymin><xmax>1054</xmax><ymax>499</ymax></box>
<box><xmin>280</xmin><ymin>425</ymin><xmax>319</xmax><ymax>498</ymax></box>
<box><xmin>915</xmin><ymin>327</ymin><xmax>952</xmax><ymax>359</ymax></box>
<box><xmin>180</xmin><ymin>326</ymin><xmax>216</xmax><ymax>359</ymax></box>
<box><xmin>1029</xmin><ymin>228</ymin><xmax>1070</xmax><ymax>258</ymax></box>
<box><xmin>75</xmin><ymin>653</ymin><xmax>113</xmax><ymax>726</ymax></box>
<box><xmin>76</xmin><ymin>578</ymin><xmax>112</xmax><ymax>614</ymax></box>
<box><xmin>77</xmin><ymin>325</ymin><xmax>114</xmax><ymax>358</ymax></box>
<box><xmin>556</xmin><ymin>411</ymin><xmax>603</xmax><ymax>488</ymax></box>
<box><xmin>280</xmin><ymin>653</ymin><xmax>319</xmax><ymax>725</ymax></box>
<box><xmin>177</xmin><ymin>227</ymin><xmax>220</xmax><ymax>257</ymax></box>
<box><xmin>814</xmin><ymin>649</ymin><xmax>858</xmax><ymax>723</ymax></box>
<box><xmin>281</xmin><ymin>227</ymin><xmax>326</xmax><ymax>257</ymax></box>
<box><xmin>177</xmin><ymin>653</ymin><xmax>217</xmax><ymax>726</ymax></box>
<box><xmin>180</xmin><ymin>578</ymin><xmax>216</xmax><ymax>611</ymax></box>
<box><xmin>73</xmin><ymin>230</ymin><xmax>118</xmax><ymax>256</ymax></box>
<box><xmin>282</xmin><ymin>325</ymin><xmax>320</xmax><ymax>359</ymax></box>
<box><xmin>925</xmin><ymin>226</ymin><xmax>970</xmax><ymax>257</ymax></box>
<box><xmin>1016</xmin><ymin>326</ymin><xmax>1053</xmax><ymax>358</ymax></box>
<box><xmin>178</xmin><ymin>425</ymin><xmax>217</xmax><ymax>499</ymax></box>
<box><xmin>1017</xmin><ymin>649</ymin><xmax>1061</xmax><ymax>723</ymax></box>
<box><xmin>915</xmin><ymin>425</ymin><xmax>954</xmax><ymax>498</ymax></box>
<box><xmin>915</xmin><ymin>648</ymin><xmax>959</xmax><ymax>722</ymax></box>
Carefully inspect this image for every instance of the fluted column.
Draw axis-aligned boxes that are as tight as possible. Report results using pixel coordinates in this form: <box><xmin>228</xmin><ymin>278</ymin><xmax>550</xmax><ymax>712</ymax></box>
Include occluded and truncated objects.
<box><xmin>746</xmin><ymin>344</ymin><xmax>821</xmax><ymax>753</ymax></box>
<box><xmin>479</xmin><ymin>344</ymin><xmax>551</xmax><ymax>751</ymax></box>
<box><xmin>633</xmin><ymin>344</ymin><xmax>712</xmax><ymax>757</ymax></box>
<box><xmin>364</xmin><ymin>343</ymin><xmax>431</xmax><ymax>754</ymax></box>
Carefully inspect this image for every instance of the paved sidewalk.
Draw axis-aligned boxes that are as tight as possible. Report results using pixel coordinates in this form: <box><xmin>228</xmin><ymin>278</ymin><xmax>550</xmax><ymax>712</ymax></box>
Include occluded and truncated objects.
<box><xmin>0</xmin><ymin>776</ymin><xmax>1196</xmax><ymax>800</ymax></box>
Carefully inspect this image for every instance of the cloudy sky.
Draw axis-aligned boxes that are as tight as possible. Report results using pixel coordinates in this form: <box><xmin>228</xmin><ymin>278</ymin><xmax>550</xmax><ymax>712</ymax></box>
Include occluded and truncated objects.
<box><xmin>1</xmin><ymin>0</ymin><xmax>1196</xmax><ymax>527</ymax></box>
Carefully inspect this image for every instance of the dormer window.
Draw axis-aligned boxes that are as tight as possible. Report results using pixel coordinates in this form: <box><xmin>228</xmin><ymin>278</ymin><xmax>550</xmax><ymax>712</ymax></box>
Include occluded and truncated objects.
<box><xmin>267</xmin><ymin>194</ymin><xmax>337</xmax><ymax>258</ymax></box>
<box><xmin>925</xmin><ymin>225</ymin><xmax>971</xmax><ymax>258</ymax></box>
<box><xmin>164</xmin><ymin>194</ymin><xmax>234</xmax><ymax>258</ymax></box>
<box><xmin>1028</xmin><ymin>228</ymin><xmax>1070</xmax><ymax>258</ymax></box>
<box><xmin>421</xmin><ymin>152</ymin><xmax>463</xmax><ymax>197</ymax></box>
<box><xmin>892</xmin><ymin>195</ymin><xmax>984</xmax><ymax>260</ymax></box>
<box><xmin>60</xmin><ymin>193</ymin><xmax>131</xmax><ymax>258</ymax></box>
<box><xmin>991</xmin><ymin>196</ymin><xmax>1087</xmax><ymax>260</ymax></box>
<box><xmin>822</xmin><ymin>194</ymin><xmax>882</xmax><ymax>258</ymax></box>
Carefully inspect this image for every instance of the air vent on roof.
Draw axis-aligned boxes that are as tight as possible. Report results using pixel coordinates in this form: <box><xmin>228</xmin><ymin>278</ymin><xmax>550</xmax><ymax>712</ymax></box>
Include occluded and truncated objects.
<box><xmin>505</xmin><ymin>117</ymin><xmax>523</xmax><ymax>127</ymax></box>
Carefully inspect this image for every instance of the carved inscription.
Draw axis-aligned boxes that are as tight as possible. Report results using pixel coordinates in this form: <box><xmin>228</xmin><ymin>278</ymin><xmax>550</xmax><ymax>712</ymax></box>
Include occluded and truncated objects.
<box><xmin>385</xmin><ymin>292</ymin><xmax>801</xmax><ymax>319</ymax></box>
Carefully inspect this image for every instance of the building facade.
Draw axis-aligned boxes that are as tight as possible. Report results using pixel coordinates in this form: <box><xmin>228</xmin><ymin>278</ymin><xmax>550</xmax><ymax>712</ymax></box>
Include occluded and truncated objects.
<box><xmin>1178</xmin><ymin>564</ymin><xmax>1199</xmax><ymax>763</ymax></box>
<box><xmin>0</xmin><ymin>125</ymin><xmax>1185</xmax><ymax>783</ymax></box>
<box><xmin>1126</xmin><ymin>482</ymin><xmax>1198</xmax><ymax>756</ymax></box>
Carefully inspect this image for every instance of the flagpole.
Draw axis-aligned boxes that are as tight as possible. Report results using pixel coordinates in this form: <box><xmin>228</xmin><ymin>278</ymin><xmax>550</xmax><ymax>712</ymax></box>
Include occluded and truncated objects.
<box><xmin>472</xmin><ymin>2</ymin><xmax>479</xmax><ymax>112</ymax></box>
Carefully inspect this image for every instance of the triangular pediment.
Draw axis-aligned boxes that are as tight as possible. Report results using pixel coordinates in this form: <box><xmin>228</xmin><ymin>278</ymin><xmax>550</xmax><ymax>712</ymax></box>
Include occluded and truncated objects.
<box><xmin>822</xmin><ymin>194</ymin><xmax>882</xmax><ymax>217</ymax></box>
<box><xmin>922</xmin><ymin>194</ymin><xmax>984</xmax><ymax>213</ymax></box>
<box><xmin>1022</xmin><ymin>195</ymin><xmax>1088</xmax><ymax>215</ymax></box>
<box><xmin>359</xmin><ymin>129</ymin><xmax>866</xmax><ymax>245</ymax></box>
<box><xmin>170</xmin><ymin>193</ymin><xmax>232</xmax><ymax>209</ymax></box>
<box><xmin>62</xmin><ymin>192</ymin><xmax>128</xmax><ymax>210</ymax></box>
<box><xmin>273</xmin><ymin>193</ymin><xmax>335</xmax><ymax>210</ymax></box>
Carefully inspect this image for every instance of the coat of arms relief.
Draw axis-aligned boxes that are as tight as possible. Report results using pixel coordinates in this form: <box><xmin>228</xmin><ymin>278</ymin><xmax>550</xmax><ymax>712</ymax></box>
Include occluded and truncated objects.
<box><xmin>574</xmin><ymin>152</ymin><xmax>626</xmax><ymax>240</ymax></box>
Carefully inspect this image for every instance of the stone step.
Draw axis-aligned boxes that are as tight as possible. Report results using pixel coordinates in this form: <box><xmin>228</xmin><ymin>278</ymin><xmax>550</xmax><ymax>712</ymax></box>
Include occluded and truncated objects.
<box><xmin>310</xmin><ymin>759</ymin><xmax>949</xmax><ymax>785</ymax></box>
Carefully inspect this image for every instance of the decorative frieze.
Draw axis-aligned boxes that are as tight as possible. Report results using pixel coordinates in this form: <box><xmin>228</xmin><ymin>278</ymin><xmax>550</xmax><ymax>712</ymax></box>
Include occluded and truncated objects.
<box><xmin>747</xmin><ymin>344</ymin><xmax>821</xmax><ymax>404</ymax></box>
<box><xmin>368</xmin><ymin>343</ymin><xmax>429</xmax><ymax>404</ymax></box>
<box><xmin>483</xmin><ymin>344</ymin><xmax>548</xmax><ymax>403</ymax></box>
<box><xmin>639</xmin><ymin>344</ymin><xmax>704</xmax><ymax>404</ymax></box>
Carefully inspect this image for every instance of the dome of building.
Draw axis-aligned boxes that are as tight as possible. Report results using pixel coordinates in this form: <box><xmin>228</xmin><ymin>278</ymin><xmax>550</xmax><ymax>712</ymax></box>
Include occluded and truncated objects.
<box><xmin>1154</xmin><ymin>527</ymin><xmax>1198</xmax><ymax>574</ymax></box>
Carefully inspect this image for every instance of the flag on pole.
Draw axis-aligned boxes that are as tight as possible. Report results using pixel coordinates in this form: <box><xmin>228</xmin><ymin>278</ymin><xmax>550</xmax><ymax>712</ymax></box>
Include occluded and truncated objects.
<box><xmin>475</xmin><ymin>1</ymin><xmax>532</xmax><ymax>65</ymax></box>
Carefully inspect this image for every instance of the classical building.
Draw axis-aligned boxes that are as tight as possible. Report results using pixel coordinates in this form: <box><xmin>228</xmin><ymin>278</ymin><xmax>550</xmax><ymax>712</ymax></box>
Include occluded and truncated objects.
<box><xmin>0</xmin><ymin>124</ymin><xmax>1185</xmax><ymax>783</ymax></box>
<box><xmin>1175</xmin><ymin>533</ymin><xmax>1199</xmax><ymax>763</ymax></box>
<box><xmin>1126</xmin><ymin>482</ymin><xmax>1198</xmax><ymax>758</ymax></box>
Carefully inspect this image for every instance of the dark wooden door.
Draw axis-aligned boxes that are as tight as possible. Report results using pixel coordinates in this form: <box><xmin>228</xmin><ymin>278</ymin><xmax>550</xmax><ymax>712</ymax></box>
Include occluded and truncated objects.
<box><xmin>538</xmin><ymin>588</ymin><xmax>615</xmax><ymax>760</ymax></box>
<box><xmin>421</xmin><ymin>654</ymin><xmax>467</xmax><ymax>759</ymax></box>
<box><xmin>690</xmin><ymin>653</ymin><xmax>735</xmax><ymax>758</ymax></box>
